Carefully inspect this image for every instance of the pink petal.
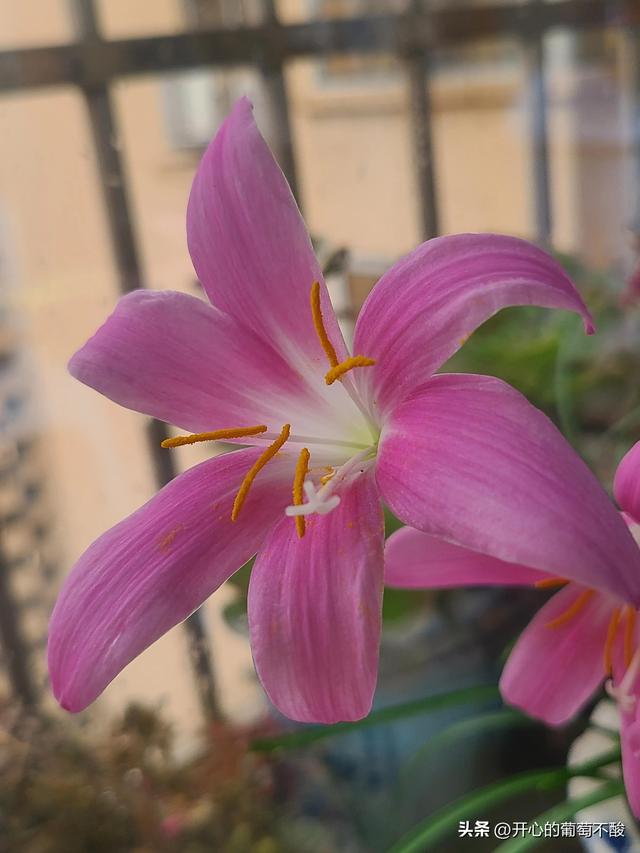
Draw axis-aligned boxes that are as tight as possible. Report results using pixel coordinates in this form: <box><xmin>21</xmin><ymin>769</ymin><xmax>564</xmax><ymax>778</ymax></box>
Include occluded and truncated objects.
<box><xmin>500</xmin><ymin>584</ymin><xmax>610</xmax><ymax>725</ymax></box>
<box><xmin>610</xmin><ymin>614</ymin><xmax>640</xmax><ymax>816</ymax></box>
<box><xmin>48</xmin><ymin>448</ymin><xmax>294</xmax><ymax>712</ymax></box>
<box><xmin>376</xmin><ymin>373</ymin><xmax>640</xmax><ymax>603</ymax></box>
<box><xmin>353</xmin><ymin>234</ymin><xmax>594</xmax><ymax>418</ymax></box>
<box><xmin>384</xmin><ymin>525</ymin><xmax>547</xmax><ymax>588</ymax></box>
<box><xmin>248</xmin><ymin>472</ymin><xmax>384</xmax><ymax>723</ymax></box>
<box><xmin>621</xmin><ymin>711</ymin><xmax>640</xmax><ymax>818</ymax></box>
<box><xmin>187</xmin><ymin>97</ymin><xmax>348</xmax><ymax>371</ymax></box>
<box><xmin>69</xmin><ymin>289</ymin><xmax>331</xmax><ymax>434</ymax></box>
<box><xmin>614</xmin><ymin>441</ymin><xmax>640</xmax><ymax>525</ymax></box>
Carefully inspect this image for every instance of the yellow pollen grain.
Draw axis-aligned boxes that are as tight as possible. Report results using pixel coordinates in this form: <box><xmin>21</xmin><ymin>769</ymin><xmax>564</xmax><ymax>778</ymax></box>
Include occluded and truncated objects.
<box><xmin>231</xmin><ymin>424</ymin><xmax>290</xmax><ymax>522</ymax></box>
<box><xmin>320</xmin><ymin>467</ymin><xmax>335</xmax><ymax>486</ymax></box>
<box><xmin>292</xmin><ymin>447</ymin><xmax>310</xmax><ymax>539</ymax></box>
<box><xmin>535</xmin><ymin>576</ymin><xmax>568</xmax><ymax>590</ymax></box>
<box><xmin>325</xmin><ymin>356</ymin><xmax>376</xmax><ymax>386</ymax></box>
<box><xmin>604</xmin><ymin>607</ymin><xmax>622</xmax><ymax>675</ymax></box>
<box><xmin>162</xmin><ymin>424</ymin><xmax>267</xmax><ymax>448</ymax></box>
<box><xmin>625</xmin><ymin>606</ymin><xmax>637</xmax><ymax>668</ymax></box>
<box><xmin>546</xmin><ymin>589</ymin><xmax>594</xmax><ymax>630</ymax></box>
<box><xmin>310</xmin><ymin>281</ymin><xmax>339</xmax><ymax>368</ymax></box>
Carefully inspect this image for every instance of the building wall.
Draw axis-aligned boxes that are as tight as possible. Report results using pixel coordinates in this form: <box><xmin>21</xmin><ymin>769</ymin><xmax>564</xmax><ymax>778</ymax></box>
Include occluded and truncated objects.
<box><xmin>0</xmin><ymin>3</ymin><xmax>264</xmax><ymax>744</ymax></box>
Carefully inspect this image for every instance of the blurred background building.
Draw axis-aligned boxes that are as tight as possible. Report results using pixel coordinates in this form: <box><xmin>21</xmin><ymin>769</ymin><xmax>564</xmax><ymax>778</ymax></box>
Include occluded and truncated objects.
<box><xmin>0</xmin><ymin>0</ymin><xmax>638</xmax><ymax>743</ymax></box>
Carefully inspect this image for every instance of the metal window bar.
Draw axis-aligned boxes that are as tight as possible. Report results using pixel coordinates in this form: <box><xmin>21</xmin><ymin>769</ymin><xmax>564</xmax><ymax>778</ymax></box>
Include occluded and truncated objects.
<box><xmin>523</xmin><ymin>0</ymin><xmax>552</xmax><ymax>246</ymax></box>
<box><xmin>68</xmin><ymin>0</ymin><xmax>221</xmax><ymax>722</ymax></box>
<box><xmin>0</xmin><ymin>0</ymin><xmax>635</xmax><ymax>715</ymax></box>
<box><xmin>2</xmin><ymin>1</ymin><xmax>639</xmax><ymax>94</ymax></box>
<box><xmin>0</xmin><ymin>546</ymin><xmax>37</xmax><ymax>708</ymax></box>
<box><xmin>406</xmin><ymin>0</ymin><xmax>439</xmax><ymax>239</ymax></box>
<box><xmin>260</xmin><ymin>0</ymin><xmax>300</xmax><ymax>200</ymax></box>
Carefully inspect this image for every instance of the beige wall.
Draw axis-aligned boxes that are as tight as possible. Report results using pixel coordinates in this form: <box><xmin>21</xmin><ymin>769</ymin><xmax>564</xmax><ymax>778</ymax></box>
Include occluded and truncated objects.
<box><xmin>0</xmin><ymin>3</ymin><xmax>264</xmax><ymax>742</ymax></box>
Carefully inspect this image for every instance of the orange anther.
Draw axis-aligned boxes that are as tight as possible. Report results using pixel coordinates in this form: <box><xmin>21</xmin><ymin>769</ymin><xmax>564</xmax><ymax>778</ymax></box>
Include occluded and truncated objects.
<box><xmin>231</xmin><ymin>424</ymin><xmax>290</xmax><ymax>521</ymax></box>
<box><xmin>162</xmin><ymin>424</ymin><xmax>267</xmax><ymax>448</ymax></box>
<box><xmin>325</xmin><ymin>356</ymin><xmax>376</xmax><ymax>386</ymax></box>
<box><xmin>291</xmin><ymin>448</ymin><xmax>310</xmax><ymax>539</ymax></box>
<box><xmin>546</xmin><ymin>589</ymin><xmax>594</xmax><ymax>630</ymax></box>
<box><xmin>604</xmin><ymin>607</ymin><xmax>622</xmax><ymax>676</ymax></box>
<box><xmin>310</xmin><ymin>281</ymin><xmax>339</xmax><ymax>369</ymax></box>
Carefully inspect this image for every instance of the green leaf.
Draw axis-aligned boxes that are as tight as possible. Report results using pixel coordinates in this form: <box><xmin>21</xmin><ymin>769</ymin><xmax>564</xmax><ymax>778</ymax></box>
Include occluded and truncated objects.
<box><xmin>553</xmin><ymin>315</ymin><xmax>582</xmax><ymax>445</ymax></box>
<box><xmin>399</xmin><ymin>709</ymin><xmax>536</xmax><ymax>785</ymax></box>
<box><xmin>250</xmin><ymin>684</ymin><xmax>500</xmax><ymax>752</ymax></box>
<box><xmin>388</xmin><ymin>747</ymin><xmax>621</xmax><ymax>853</ymax></box>
<box><xmin>494</xmin><ymin>779</ymin><xmax>625</xmax><ymax>852</ymax></box>
<box><xmin>381</xmin><ymin>587</ymin><xmax>432</xmax><ymax>623</ymax></box>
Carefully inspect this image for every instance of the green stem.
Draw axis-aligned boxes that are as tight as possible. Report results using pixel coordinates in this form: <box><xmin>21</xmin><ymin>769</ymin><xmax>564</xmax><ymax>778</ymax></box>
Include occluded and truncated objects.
<box><xmin>388</xmin><ymin>747</ymin><xmax>621</xmax><ymax>853</ymax></box>
<box><xmin>495</xmin><ymin>779</ymin><xmax>626</xmax><ymax>852</ymax></box>
<box><xmin>398</xmin><ymin>709</ymin><xmax>534</xmax><ymax>788</ymax></box>
<box><xmin>251</xmin><ymin>684</ymin><xmax>500</xmax><ymax>752</ymax></box>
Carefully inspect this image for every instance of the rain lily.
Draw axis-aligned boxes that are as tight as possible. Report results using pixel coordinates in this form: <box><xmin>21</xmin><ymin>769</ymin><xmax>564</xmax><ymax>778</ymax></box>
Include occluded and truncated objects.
<box><xmin>48</xmin><ymin>97</ymin><xmax>640</xmax><ymax>724</ymax></box>
<box><xmin>385</xmin><ymin>441</ymin><xmax>640</xmax><ymax>814</ymax></box>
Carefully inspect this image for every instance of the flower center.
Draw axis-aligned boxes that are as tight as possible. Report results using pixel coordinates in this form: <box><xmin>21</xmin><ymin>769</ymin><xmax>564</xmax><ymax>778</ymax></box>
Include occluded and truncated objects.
<box><xmin>540</xmin><ymin>577</ymin><xmax>640</xmax><ymax>711</ymax></box>
<box><xmin>285</xmin><ymin>445</ymin><xmax>376</xmax><ymax>536</ymax></box>
<box><xmin>161</xmin><ymin>281</ymin><xmax>378</xmax><ymax>538</ymax></box>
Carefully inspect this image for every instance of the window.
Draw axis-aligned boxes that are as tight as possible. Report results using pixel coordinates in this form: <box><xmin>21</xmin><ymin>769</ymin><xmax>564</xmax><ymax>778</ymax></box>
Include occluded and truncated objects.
<box><xmin>315</xmin><ymin>0</ymin><xmax>405</xmax><ymax>83</ymax></box>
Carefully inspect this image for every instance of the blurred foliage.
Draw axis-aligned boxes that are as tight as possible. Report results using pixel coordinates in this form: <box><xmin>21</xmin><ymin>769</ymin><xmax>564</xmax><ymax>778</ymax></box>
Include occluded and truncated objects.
<box><xmin>446</xmin><ymin>252</ymin><xmax>640</xmax><ymax>487</ymax></box>
<box><xmin>0</xmin><ymin>699</ymin><xmax>348</xmax><ymax>853</ymax></box>
<box><xmin>252</xmin><ymin>684</ymin><xmax>501</xmax><ymax>752</ymax></box>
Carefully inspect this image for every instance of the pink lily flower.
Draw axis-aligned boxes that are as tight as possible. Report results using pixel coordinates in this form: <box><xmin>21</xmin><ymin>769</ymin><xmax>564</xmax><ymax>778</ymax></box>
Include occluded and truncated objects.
<box><xmin>48</xmin><ymin>98</ymin><xmax>640</xmax><ymax>724</ymax></box>
<box><xmin>385</xmin><ymin>441</ymin><xmax>640</xmax><ymax>814</ymax></box>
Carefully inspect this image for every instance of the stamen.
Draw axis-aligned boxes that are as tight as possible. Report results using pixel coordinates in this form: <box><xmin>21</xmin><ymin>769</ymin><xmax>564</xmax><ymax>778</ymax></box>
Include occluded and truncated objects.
<box><xmin>625</xmin><ymin>606</ymin><xmax>637</xmax><ymax>668</ymax></box>
<box><xmin>292</xmin><ymin>448</ymin><xmax>310</xmax><ymax>539</ymax></box>
<box><xmin>545</xmin><ymin>589</ymin><xmax>594</xmax><ymax>629</ymax></box>
<box><xmin>606</xmin><ymin>644</ymin><xmax>640</xmax><ymax>714</ymax></box>
<box><xmin>162</xmin><ymin>425</ymin><xmax>267</xmax><ymax>448</ymax></box>
<box><xmin>325</xmin><ymin>356</ymin><xmax>376</xmax><ymax>386</ymax></box>
<box><xmin>309</xmin><ymin>283</ymin><xmax>380</xmax><ymax>441</ymax></box>
<box><xmin>231</xmin><ymin>424</ymin><xmax>290</xmax><ymax>521</ymax></box>
<box><xmin>310</xmin><ymin>281</ymin><xmax>339</xmax><ymax>368</ymax></box>
<box><xmin>535</xmin><ymin>576</ymin><xmax>567</xmax><ymax>590</ymax></box>
<box><xmin>604</xmin><ymin>607</ymin><xmax>622</xmax><ymax>676</ymax></box>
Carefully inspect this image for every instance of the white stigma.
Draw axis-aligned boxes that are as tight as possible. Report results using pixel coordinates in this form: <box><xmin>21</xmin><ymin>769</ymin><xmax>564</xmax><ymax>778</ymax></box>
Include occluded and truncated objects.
<box><xmin>284</xmin><ymin>445</ymin><xmax>375</xmax><ymax>520</ymax></box>
<box><xmin>285</xmin><ymin>480</ymin><xmax>341</xmax><ymax>517</ymax></box>
<box><xmin>606</xmin><ymin>644</ymin><xmax>640</xmax><ymax>714</ymax></box>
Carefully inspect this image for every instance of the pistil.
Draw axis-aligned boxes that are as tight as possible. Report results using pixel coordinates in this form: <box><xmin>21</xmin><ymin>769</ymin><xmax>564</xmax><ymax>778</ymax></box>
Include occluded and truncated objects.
<box><xmin>285</xmin><ymin>445</ymin><xmax>375</xmax><ymax>520</ymax></box>
<box><xmin>607</xmin><ymin>643</ymin><xmax>640</xmax><ymax>714</ymax></box>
